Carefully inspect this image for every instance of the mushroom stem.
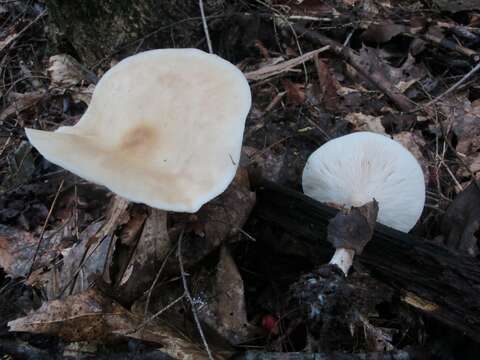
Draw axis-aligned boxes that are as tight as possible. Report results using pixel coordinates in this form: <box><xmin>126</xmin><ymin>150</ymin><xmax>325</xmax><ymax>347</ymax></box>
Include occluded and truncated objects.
<box><xmin>329</xmin><ymin>248</ymin><xmax>355</xmax><ymax>276</ymax></box>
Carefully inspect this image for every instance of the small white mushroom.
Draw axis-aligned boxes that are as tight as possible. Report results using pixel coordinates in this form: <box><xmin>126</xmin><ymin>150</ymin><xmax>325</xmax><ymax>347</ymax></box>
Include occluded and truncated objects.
<box><xmin>26</xmin><ymin>49</ymin><xmax>252</xmax><ymax>212</ymax></box>
<box><xmin>302</xmin><ymin>131</ymin><xmax>425</xmax><ymax>275</ymax></box>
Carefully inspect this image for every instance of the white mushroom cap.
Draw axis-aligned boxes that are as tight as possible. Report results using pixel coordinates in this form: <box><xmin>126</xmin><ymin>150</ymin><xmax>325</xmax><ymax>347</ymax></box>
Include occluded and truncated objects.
<box><xmin>302</xmin><ymin>132</ymin><xmax>425</xmax><ymax>232</ymax></box>
<box><xmin>26</xmin><ymin>49</ymin><xmax>251</xmax><ymax>212</ymax></box>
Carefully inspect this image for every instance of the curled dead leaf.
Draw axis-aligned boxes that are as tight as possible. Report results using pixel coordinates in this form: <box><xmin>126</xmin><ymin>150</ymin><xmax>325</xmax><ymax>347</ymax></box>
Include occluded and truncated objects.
<box><xmin>113</xmin><ymin>208</ymin><xmax>171</xmax><ymax>304</ymax></box>
<box><xmin>71</xmin><ymin>84</ymin><xmax>95</xmax><ymax>105</ymax></box>
<box><xmin>196</xmin><ymin>246</ymin><xmax>256</xmax><ymax>345</ymax></box>
<box><xmin>48</xmin><ymin>54</ymin><xmax>97</xmax><ymax>88</ymax></box>
<box><xmin>345</xmin><ymin>112</ymin><xmax>386</xmax><ymax>134</ymax></box>
<box><xmin>282</xmin><ymin>79</ymin><xmax>305</xmax><ymax>105</ymax></box>
<box><xmin>451</xmin><ymin>98</ymin><xmax>480</xmax><ymax>154</ymax></box>
<box><xmin>8</xmin><ymin>289</ymin><xmax>218</xmax><ymax>360</ymax></box>
<box><xmin>393</xmin><ymin>131</ymin><xmax>429</xmax><ymax>183</ymax></box>
<box><xmin>0</xmin><ymin>90</ymin><xmax>46</xmax><ymax>122</ymax></box>
<box><xmin>170</xmin><ymin>168</ymin><xmax>256</xmax><ymax>269</ymax></box>
<box><xmin>314</xmin><ymin>56</ymin><xmax>340</xmax><ymax>112</ymax></box>
<box><xmin>30</xmin><ymin>196</ymin><xmax>129</xmax><ymax>300</ymax></box>
<box><xmin>442</xmin><ymin>182</ymin><xmax>480</xmax><ymax>256</ymax></box>
<box><xmin>0</xmin><ymin>225</ymin><xmax>59</xmax><ymax>278</ymax></box>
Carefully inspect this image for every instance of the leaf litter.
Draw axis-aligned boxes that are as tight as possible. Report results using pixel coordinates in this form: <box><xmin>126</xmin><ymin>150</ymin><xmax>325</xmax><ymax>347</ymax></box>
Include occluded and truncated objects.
<box><xmin>1</xmin><ymin>0</ymin><xmax>480</xmax><ymax>358</ymax></box>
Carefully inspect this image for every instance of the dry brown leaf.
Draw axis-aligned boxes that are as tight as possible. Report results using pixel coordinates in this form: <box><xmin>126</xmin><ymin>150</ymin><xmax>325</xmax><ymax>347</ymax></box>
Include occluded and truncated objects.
<box><xmin>59</xmin><ymin>221</ymin><xmax>107</xmax><ymax>295</ymax></box>
<box><xmin>114</xmin><ymin>208</ymin><xmax>171</xmax><ymax>304</ymax></box>
<box><xmin>451</xmin><ymin>98</ymin><xmax>480</xmax><ymax>155</ymax></box>
<box><xmin>357</xmin><ymin>314</ymin><xmax>395</xmax><ymax>352</ymax></box>
<box><xmin>361</xmin><ymin>23</ymin><xmax>406</xmax><ymax>43</ymax></box>
<box><xmin>457</xmin><ymin>154</ymin><xmax>480</xmax><ymax>179</ymax></box>
<box><xmin>158</xmin><ymin>246</ymin><xmax>256</xmax><ymax>346</ymax></box>
<box><xmin>282</xmin><ymin>79</ymin><xmax>305</xmax><ymax>105</ymax></box>
<box><xmin>393</xmin><ymin>131</ymin><xmax>429</xmax><ymax>183</ymax></box>
<box><xmin>170</xmin><ymin>168</ymin><xmax>256</xmax><ymax>269</ymax></box>
<box><xmin>314</xmin><ymin>57</ymin><xmax>340</xmax><ymax>112</ymax></box>
<box><xmin>8</xmin><ymin>289</ymin><xmax>138</xmax><ymax>342</ymax></box>
<box><xmin>442</xmin><ymin>182</ymin><xmax>480</xmax><ymax>256</ymax></box>
<box><xmin>0</xmin><ymin>225</ymin><xmax>60</xmax><ymax>278</ymax></box>
<box><xmin>48</xmin><ymin>54</ymin><xmax>95</xmax><ymax>88</ymax></box>
<box><xmin>214</xmin><ymin>246</ymin><xmax>254</xmax><ymax>344</ymax></box>
<box><xmin>345</xmin><ymin>112</ymin><xmax>386</xmax><ymax>134</ymax></box>
<box><xmin>354</xmin><ymin>48</ymin><xmax>425</xmax><ymax>93</ymax></box>
<box><xmin>118</xmin><ymin>207</ymin><xmax>147</xmax><ymax>247</ymax></box>
<box><xmin>0</xmin><ymin>90</ymin><xmax>46</xmax><ymax>121</ymax></box>
<box><xmin>437</xmin><ymin>94</ymin><xmax>480</xmax><ymax>157</ymax></box>
<box><xmin>29</xmin><ymin>220</ymin><xmax>106</xmax><ymax>298</ymax></box>
<box><xmin>197</xmin><ymin>167</ymin><xmax>255</xmax><ymax>246</ymax></box>
<box><xmin>29</xmin><ymin>196</ymin><xmax>129</xmax><ymax>299</ymax></box>
<box><xmin>242</xmin><ymin>146</ymin><xmax>286</xmax><ymax>183</ymax></box>
<box><xmin>71</xmin><ymin>84</ymin><xmax>95</xmax><ymax>105</ymax></box>
<box><xmin>8</xmin><ymin>289</ymin><xmax>216</xmax><ymax>360</ymax></box>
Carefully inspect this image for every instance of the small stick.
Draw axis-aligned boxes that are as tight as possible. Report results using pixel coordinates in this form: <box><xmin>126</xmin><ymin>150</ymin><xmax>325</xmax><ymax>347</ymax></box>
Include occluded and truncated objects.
<box><xmin>421</xmin><ymin>61</ymin><xmax>480</xmax><ymax>109</ymax></box>
<box><xmin>178</xmin><ymin>231</ymin><xmax>215</xmax><ymax>360</ymax></box>
<box><xmin>143</xmin><ymin>247</ymin><xmax>176</xmax><ymax>322</ymax></box>
<box><xmin>293</xmin><ymin>24</ymin><xmax>415</xmax><ymax>112</ymax></box>
<box><xmin>28</xmin><ymin>179</ymin><xmax>64</xmax><ymax>276</ymax></box>
<box><xmin>198</xmin><ymin>0</ymin><xmax>213</xmax><ymax>54</ymax></box>
<box><xmin>0</xmin><ymin>9</ymin><xmax>47</xmax><ymax>54</ymax></box>
<box><xmin>125</xmin><ymin>293</ymin><xmax>186</xmax><ymax>335</ymax></box>
<box><xmin>421</xmin><ymin>33</ymin><xmax>479</xmax><ymax>61</ymax></box>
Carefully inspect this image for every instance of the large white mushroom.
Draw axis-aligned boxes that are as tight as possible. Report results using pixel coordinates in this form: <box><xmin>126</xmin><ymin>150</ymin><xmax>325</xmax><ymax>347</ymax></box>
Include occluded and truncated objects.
<box><xmin>302</xmin><ymin>131</ymin><xmax>425</xmax><ymax>275</ymax></box>
<box><xmin>26</xmin><ymin>49</ymin><xmax>252</xmax><ymax>212</ymax></box>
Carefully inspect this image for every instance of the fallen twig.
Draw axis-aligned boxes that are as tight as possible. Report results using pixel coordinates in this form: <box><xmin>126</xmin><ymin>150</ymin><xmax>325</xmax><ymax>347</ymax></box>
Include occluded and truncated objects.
<box><xmin>198</xmin><ymin>0</ymin><xmax>213</xmax><ymax>54</ymax></box>
<box><xmin>0</xmin><ymin>9</ymin><xmax>47</xmax><ymax>55</ymax></box>
<box><xmin>421</xmin><ymin>61</ymin><xmax>480</xmax><ymax>109</ymax></box>
<box><xmin>143</xmin><ymin>246</ymin><xmax>176</xmax><ymax>322</ymax></box>
<box><xmin>28</xmin><ymin>179</ymin><xmax>64</xmax><ymax>276</ymax></box>
<box><xmin>125</xmin><ymin>293</ymin><xmax>186</xmax><ymax>335</ymax></box>
<box><xmin>421</xmin><ymin>33</ymin><xmax>479</xmax><ymax>61</ymax></box>
<box><xmin>293</xmin><ymin>24</ymin><xmax>415</xmax><ymax>112</ymax></box>
<box><xmin>178</xmin><ymin>231</ymin><xmax>215</xmax><ymax>360</ymax></box>
<box><xmin>245</xmin><ymin>46</ymin><xmax>330</xmax><ymax>82</ymax></box>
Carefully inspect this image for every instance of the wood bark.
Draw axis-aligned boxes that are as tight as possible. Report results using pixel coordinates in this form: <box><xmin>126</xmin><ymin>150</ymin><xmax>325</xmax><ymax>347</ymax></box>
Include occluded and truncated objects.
<box><xmin>45</xmin><ymin>0</ymin><xmax>226</xmax><ymax>67</ymax></box>
<box><xmin>253</xmin><ymin>181</ymin><xmax>480</xmax><ymax>343</ymax></box>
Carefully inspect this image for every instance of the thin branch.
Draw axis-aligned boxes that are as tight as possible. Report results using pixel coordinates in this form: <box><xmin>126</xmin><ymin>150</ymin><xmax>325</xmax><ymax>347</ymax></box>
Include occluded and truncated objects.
<box><xmin>0</xmin><ymin>9</ymin><xmax>47</xmax><ymax>55</ymax></box>
<box><xmin>422</xmin><ymin>61</ymin><xmax>480</xmax><ymax>109</ymax></box>
<box><xmin>293</xmin><ymin>23</ymin><xmax>415</xmax><ymax>112</ymax></box>
<box><xmin>198</xmin><ymin>0</ymin><xmax>213</xmax><ymax>54</ymax></box>
<box><xmin>178</xmin><ymin>231</ymin><xmax>215</xmax><ymax>360</ymax></box>
<box><xmin>125</xmin><ymin>293</ymin><xmax>186</xmax><ymax>335</ymax></box>
<box><xmin>144</xmin><ymin>246</ymin><xmax>176</xmax><ymax>322</ymax></box>
<box><xmin>28</xmin><ymin>179</ymin><xmax>64</xmax><ymax>276</ymax></box>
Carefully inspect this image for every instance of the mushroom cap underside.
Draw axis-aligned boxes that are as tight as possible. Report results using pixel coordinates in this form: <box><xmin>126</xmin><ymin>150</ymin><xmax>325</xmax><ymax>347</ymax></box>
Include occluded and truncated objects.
<box><xmin>302</xmin><ymin>132</ymin><xmax>425</xmax><ymax>232</ymax></box>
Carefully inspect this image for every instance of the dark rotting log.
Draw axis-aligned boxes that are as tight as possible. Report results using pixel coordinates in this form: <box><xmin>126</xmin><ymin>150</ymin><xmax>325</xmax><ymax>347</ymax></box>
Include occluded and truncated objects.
<box><xmin>253</xmin><ymin>180</ymin><xmax>480</xmax><ymax>343</ymax></box>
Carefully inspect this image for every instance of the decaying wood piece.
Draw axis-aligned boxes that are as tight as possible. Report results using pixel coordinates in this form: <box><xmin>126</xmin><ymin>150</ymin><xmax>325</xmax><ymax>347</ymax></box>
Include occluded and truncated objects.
<box><xmin>254</xmin><ymin>181</ymin><xmax>480</xmax><ymax>343</ymax></box>
<box><xmin>235</xmin><ymin>349</ymin><xmax>423</xmax><ymax>360</ymax></box>
<box><xmin>292</xmin><ymin>24</ymin><xmax>414</xmax><ymax>112</ymax></box>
